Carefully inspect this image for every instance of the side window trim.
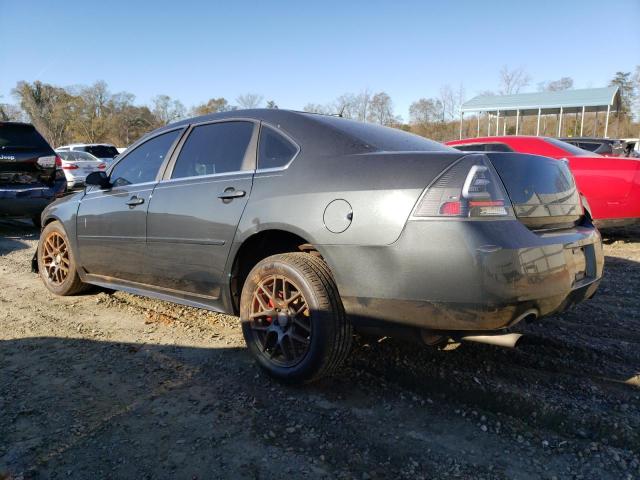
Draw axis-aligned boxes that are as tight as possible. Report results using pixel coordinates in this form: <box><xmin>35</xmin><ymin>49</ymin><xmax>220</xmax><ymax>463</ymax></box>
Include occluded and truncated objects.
<box><xmin>161</xmin><ymin>118</ymin><xmax>259</xmax><ymax>182</ymax></box>
<box><xmin>256</xmin><ymin>122</ymin><xmax>301</xmax><ymax>173</ymax></box>
<box><xmin>107</xmin><ymin>126</ymin><xmax>187</xmax><ymax>185</ymax></box>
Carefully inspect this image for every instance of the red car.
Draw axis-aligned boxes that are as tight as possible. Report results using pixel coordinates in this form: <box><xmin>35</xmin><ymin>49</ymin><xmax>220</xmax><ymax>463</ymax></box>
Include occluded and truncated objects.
<box><xmin>446</xmin><ymin>136</ymin><xmax>640</xmax><ymax>228</ymax></box>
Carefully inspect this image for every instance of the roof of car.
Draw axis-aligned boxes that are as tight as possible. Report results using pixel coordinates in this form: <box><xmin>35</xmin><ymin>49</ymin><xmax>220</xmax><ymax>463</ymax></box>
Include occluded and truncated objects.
<box><xmin>0</xmin><ymin>121</ymin><xmax>34</xmax><ymax>127</ymax></box>
<box><xmin>152</xmin><ymin>109</ymin><xmax>452</xmax><ymax>155</ymax></box>
<box><xmin>559</xmin><ymin>137</ymin><xmax>619</xmax><ymax>143</ymax></box>
<box><xmin>57</xmin><ymin>143</ymin><xmax>117</xmax><ymax>147</ymax></box>
<box><xmin>448</xmin><ymin>136</ymin><xmax>547</xmax><ymax>143</ymax></box>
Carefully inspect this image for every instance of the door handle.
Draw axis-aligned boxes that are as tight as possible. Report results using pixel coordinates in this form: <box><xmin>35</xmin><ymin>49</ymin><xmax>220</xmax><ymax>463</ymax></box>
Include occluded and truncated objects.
<box><xmin>125</xmin><ymin>196</ymin><xmax>145</xmax><ymax>206</ymax></box>
<box><xmin>218</xmin><ymin>189</ymin><xmax>246</xmax><ymax>200</ymax></box>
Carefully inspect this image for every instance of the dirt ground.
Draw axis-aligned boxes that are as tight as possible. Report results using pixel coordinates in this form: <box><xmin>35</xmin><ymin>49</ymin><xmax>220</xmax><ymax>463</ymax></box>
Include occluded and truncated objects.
<box><xmin>0</xmin><ymin>219</ymin><xmax>638</xmax><ymax>480</ymax></box>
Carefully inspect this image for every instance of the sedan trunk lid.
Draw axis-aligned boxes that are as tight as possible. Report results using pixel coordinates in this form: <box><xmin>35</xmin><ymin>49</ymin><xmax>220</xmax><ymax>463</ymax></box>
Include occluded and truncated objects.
<box><xmin>486</xmin><ymin>152</ymin><xmax>583</xmax><ymax>230</ymax></box>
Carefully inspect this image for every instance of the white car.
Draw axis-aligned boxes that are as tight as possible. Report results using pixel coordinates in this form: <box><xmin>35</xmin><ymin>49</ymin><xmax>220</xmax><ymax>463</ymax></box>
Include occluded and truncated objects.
<box><xmin>55</xmin><ymin>143</ymin><xmax>120</xmax><ymax>164</ymax></box>
<box><xmin>55</xmin><ymin>150</ymin><xmax>107</xmax><ymax>189</ymax></box>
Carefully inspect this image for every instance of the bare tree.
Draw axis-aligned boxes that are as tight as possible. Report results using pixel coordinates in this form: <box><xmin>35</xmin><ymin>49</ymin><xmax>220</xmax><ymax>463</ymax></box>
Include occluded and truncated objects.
<box><xmin>236</xmin><ymin>93</ymin><xmax>264</xmax><ymax>109</ymax></box>
<box><xmin>499</xmin><ymin>66</ymin><xmax>531</xmax><ymax>95</ymax></box>
<box><xmin>409</xmin><ymin>98</ymin><xmax>442</xmax><ymax>124</ymax></box>
<box><xmin>538</xmin><ymin>77</ymin><xmax>574</xmax><ymax>92</ymax></box>
<box><xmin>12</xmin><ymin>80</ymin><xmax>77</xmax><ymax>146</ymax></box>
<box><xmin>191</xmin><ymin>97</ymin><xmax>231</xmax><ymax>116</ymax></box>
<box><xmin>0</xmin><ymin>96</ymin><xmax>24</xmax><ymax>121</ymax></box>
<box><xmin>303</xmin><ymin>103</ymin><xmax>331</xmax><ymax>115</ymax></box>
<box><xmin>367</xmin><ymin>91</ymin><xmax>395</xmax><ymax>125</ymax></box>
<box><xmin>151</xmin><ymin>95</ymin><xmax>186</xmax><ymax>125</ymax></box>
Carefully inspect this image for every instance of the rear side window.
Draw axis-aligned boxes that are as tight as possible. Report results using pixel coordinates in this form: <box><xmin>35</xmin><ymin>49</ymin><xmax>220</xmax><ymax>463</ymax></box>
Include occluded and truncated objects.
<box><xmin>171</xmin><ymin>121</ymin><xmax>254</xmax><ymax>179</ymax></box>
<box><xmin>258</xmin><ymin>126</ymin><xmax>298</xmax><ymax>169</ymax></box>
<box><xmin>453</xmin><ymin>143</ymin><xmax>513</xmax><ymax>152</ymax></box>
<box><xmin>0</xmin><ymin>124</ymin><xmax>51</xmax><ymax>150</ymax></box>
<box><xmin>110</xmin><ymin>129</ymin><xmax>181</xmax><ymax>186</ymax></box>
<box><xmin>453</xmin><ymin>144</ymin><xmax>484</xmax><ymax>152</ymax></box>
<box><xmin>84</xmin><ymin>145</ymin><xmax>119</xmax><ymax>158</ymax></box>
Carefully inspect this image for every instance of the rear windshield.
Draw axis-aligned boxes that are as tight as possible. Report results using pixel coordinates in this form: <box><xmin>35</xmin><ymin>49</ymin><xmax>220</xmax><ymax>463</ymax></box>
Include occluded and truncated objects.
<box><xmin>304</xmin><ymin>114</ymin><xmax>453</xmax><ymax>152</ymax></box>
<box><xmin>0</xmin><ymin>124</ymin><xmax>51</xmax><ymax>150</ymax></box>
<box><xmin>544</xmin><ymin>137</ymin><xmax>593</xmax><ymax>156</ymax></box>
<box><xmin>58</xmin><ymin>150</ymin><xmax>98</xmax><ymax>162</ymax></box>
<box><xmin>83</xmin><ymin>145</ymin><xmax>119</xmax><ymax>158</ymax></box>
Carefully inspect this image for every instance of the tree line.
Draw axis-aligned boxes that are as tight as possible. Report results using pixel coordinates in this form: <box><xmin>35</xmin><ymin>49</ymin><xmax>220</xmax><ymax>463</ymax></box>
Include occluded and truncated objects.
<box><xmin>1</xmin><ymin>65</ymin><xmax>638</xmax><ymax>147</ymax></box>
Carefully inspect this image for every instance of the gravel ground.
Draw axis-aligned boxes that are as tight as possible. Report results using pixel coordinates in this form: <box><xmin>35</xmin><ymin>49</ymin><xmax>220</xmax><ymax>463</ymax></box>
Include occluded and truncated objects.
<box><xmin>1</xmin><ymin>219</ymin><xmax>639</xmax><ymax>480</ymax></box>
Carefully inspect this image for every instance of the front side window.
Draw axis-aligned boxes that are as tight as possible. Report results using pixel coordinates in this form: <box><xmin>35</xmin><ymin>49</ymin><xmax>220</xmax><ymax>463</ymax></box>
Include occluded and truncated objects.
<box><xmin>110</xmin><ymin>130</ymin><xmax>181</xmax><ymax>187</ymax></box>
<box><xmin>171</xmin><ymin>121</ymin><xmax>254</xmax><ymax>179</ymax></box>
<box><xmin>258</xmin><ymin>126</ymin><xmax>298</xmax><ymax>169</ymax></box>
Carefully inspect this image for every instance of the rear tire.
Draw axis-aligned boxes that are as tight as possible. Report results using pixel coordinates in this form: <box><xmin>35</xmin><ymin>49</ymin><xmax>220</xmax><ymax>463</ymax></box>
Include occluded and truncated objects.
<box><xmin>240</xmin><ymin>253</ymin><xmax>352</xmax><ymax>384</ymax></box>
<box><xmin>37</xmin><ymin>221</ymin><xmax>88</xmax><ymax>296</ymax></box>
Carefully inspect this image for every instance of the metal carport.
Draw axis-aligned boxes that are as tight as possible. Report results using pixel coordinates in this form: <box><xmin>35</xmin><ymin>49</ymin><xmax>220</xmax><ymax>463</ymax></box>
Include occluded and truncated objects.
<box><xmin>459</xmin><ymin>87</ymin><xmax>621</xmax><ymax>139</ymax></box>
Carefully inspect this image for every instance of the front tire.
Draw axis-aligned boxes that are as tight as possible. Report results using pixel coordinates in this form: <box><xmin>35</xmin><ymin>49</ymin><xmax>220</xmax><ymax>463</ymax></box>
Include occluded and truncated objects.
<box><xmin>240</xmin><ymin>253</ymin><xmax>352</xmax><ymax>384</ymax></box>
<box><xmin>37</xmin><ymin>221</ymin><xmax>88</xmax><ymax>296</ymax></box>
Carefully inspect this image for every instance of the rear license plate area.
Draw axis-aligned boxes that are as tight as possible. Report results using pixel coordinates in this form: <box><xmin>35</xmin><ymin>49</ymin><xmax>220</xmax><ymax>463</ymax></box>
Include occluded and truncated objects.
<box><xmin>566</xmin><ymin>244</ymin><xmax>595</xmax><ymax>286</ymax></box>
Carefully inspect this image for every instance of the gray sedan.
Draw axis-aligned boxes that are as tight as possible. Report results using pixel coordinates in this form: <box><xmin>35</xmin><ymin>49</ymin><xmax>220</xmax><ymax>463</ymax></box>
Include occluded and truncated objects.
<box><xmin>35</xmin><ymin>109</ymin><xmax>603</xmax><ymax>383</ymax></box>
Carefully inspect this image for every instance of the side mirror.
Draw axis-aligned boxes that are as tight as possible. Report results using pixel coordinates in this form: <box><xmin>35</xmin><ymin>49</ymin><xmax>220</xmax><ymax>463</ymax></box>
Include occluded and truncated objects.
<box><xmin>86</xmin><ymin>171</ymin><xmax>111</xmax><ymax>189</ymax></box>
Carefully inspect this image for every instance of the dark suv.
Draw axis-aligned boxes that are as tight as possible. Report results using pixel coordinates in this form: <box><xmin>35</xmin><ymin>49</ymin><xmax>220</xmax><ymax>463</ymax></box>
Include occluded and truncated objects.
<box><xmin>0</xmin><ymin>122</ymin><xmax>66</xmax><ymax>226</ymax></box>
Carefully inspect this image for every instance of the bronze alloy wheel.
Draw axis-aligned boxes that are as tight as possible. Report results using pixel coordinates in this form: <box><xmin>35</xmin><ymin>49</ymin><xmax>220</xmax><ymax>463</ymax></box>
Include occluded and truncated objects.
<box><xmin>41</xmin><ymin>231</ymin><xmax>70</xmax><ymax>285</ymax></box>
<box><xmin>248</xmin><ymin>275</ymin><xmax>312</xmax><ymax>367</ymax></box>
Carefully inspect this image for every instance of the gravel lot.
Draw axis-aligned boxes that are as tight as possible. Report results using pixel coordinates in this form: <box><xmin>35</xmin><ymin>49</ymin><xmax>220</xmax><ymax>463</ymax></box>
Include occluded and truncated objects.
<box><xmin>1</xmin><ymin>219</ymin><xmax>638</xmax><ymax>480</ymax></box>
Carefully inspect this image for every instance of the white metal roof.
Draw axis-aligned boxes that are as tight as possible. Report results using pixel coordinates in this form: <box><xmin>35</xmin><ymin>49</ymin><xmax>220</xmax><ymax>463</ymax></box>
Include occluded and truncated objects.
<box><xmin>461</xmin><ymin>87</ymin><xmax>620</xmax><ymax>115</ymax></box>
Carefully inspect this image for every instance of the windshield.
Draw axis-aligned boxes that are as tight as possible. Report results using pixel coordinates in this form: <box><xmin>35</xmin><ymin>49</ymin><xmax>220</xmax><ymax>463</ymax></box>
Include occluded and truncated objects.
<box><xmin>544</xmin><ymin>137</ymin><xmax>595</xmax><ymax>156</ymax></box>
<box><xmin>304</xmin><ymin>113</ymin><xmax>453</xmax><ymax>152</ymax></box>
<box><xmin>83</xmin><ymin>145</ymin><xmax>119</xmax><ymax>158</ymax></box>
<box><xmin>58</xmin><ymin>150</ymin><xmax>99</xmax><ymax>162</ymax></box>
<box><xmin>0</xmin><ymin>124</ymin><xmax>51</xmax><ymax>150</ymax></box>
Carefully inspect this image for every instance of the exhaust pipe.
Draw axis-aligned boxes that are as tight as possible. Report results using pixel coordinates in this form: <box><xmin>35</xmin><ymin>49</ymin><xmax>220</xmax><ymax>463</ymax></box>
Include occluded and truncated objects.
<box><xmin>461</xmin><ymin>333</ymin><xmax>522</xmax><ymax>348</ymax></box>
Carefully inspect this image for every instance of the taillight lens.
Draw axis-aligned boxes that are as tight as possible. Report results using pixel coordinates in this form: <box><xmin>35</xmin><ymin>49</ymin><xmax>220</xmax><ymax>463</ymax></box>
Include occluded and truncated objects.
<box><xmin>98</xmin><ymin>163</ymin><xmax>107</xmax><ymax>170</ymax></box>
<box><xmin>413</xmin><ymin>155</ymin><xmax>513</xmax><ymax>218</ymax></box>
<box><xmin>62</xmin><ymin>163</ymin><xmax>79</xmax><ymax>170</ymax></box>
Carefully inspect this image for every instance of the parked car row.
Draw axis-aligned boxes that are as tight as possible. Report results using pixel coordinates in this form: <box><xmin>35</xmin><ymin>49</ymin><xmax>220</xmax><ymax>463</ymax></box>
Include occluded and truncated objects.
<box><xmin>5</xmin><ymin>113</ymin><xmax>639</xmax><ymax>382</ymax></box>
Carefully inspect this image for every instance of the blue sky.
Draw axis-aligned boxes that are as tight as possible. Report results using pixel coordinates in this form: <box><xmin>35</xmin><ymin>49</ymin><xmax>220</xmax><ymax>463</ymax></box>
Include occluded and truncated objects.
<box><xmin>1</xmin><ymin>0</ymin><xmax>638</xmax><ymax>119</ymax></box>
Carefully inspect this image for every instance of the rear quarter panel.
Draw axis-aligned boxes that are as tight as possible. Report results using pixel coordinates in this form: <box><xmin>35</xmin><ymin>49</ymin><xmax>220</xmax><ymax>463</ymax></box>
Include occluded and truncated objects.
<box><xmin>234</xmin><ymin>150</ymin><xmax>464</xmax><ymax>247</ymax></box>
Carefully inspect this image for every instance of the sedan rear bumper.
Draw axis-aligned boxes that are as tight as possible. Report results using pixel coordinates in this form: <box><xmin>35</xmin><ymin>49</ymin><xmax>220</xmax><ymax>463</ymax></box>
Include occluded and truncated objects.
<box><xmin>321</xmin><ymin>219</ymin><xmax>603</xmax><ymax>332</ymax></box>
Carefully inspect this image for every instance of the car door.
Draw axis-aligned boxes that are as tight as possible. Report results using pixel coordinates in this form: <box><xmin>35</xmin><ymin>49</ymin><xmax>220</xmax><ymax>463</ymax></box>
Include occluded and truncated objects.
<box><xmin>76</xmin><ymin>128</ymin><xmax>184</xmax><ymax>282</ymax></box>
<box><xmin>145</xmin><ymin>120</ymin><xmax>258</xmax><ymax>303</ymax></box>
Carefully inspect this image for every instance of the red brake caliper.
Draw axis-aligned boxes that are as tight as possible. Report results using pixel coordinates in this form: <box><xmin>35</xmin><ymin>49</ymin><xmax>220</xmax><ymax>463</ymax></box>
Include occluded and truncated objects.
<box><xmin>266</xmin><ymin>299</ymin><xmax>274</xmax><ymax>323</ymax></box>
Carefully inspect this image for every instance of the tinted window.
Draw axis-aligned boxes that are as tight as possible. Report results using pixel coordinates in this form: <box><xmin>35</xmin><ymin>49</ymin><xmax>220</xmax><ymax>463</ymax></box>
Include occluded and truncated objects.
<box><xmin>453</xmin><ymin>144</ymin><xmax>484</xmax><ymax>152</ymax></box>
<box><xmin>453</xmin><ymin>143</ymin><xmax>513</xmax><ymax>152</ymax></box>
<box><xmin>110</xmin><ymin>130</ymin><xmax>181</xmax><ymax>186</ymax></box>
<box><xmin>84</xmin><ymin>145</ymin><xmax>119</xmax><ymax>158</ymax></box>
<box><xmin>544</xmin><ymin>137</ymin><xmax>592</xmax><ymax>156</ymax></box>
<box><xmin>58</xmin><ymin>151</ymin><xmax>99</xmax><ymax>162</ymax></box>
<box><xmin>0</xmin><ymin>124</ymin><xmax>51</xmax><ymax>150</ymax></box>
<box><xmin>259</xmin><ymin>126</ymin><xmax>298</xmax><ymax>169</ymax></box>
<box><xmin>304</xmin><ymin>113</ymin><xmax>453</xmax><ymax>152</ymax></box>
<box><xmin>172</xmin><ymin>121</ymin><xmax>254</xmax><ymax>179</ymax></box>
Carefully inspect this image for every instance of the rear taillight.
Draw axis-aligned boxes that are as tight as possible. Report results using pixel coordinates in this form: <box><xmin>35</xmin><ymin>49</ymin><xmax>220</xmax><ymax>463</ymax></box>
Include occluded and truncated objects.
<box><xmin>36</xmin><ymin>155</ymin><xmax>57</xmax><ymax>168</ymax></box>
<box><xmin>98</xmin><ymin>163</ymin><xmax>107</xmax><ymax>170</ymax></box>
<box><xmin>413</xmin><ymin>155</ymin><xmax>513</xmax><ymax>218</ymax></box>
<box><xmin>62</xmin><ymin>163</ymin><xmax>79</xmax><ymax>170</ymax></box>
